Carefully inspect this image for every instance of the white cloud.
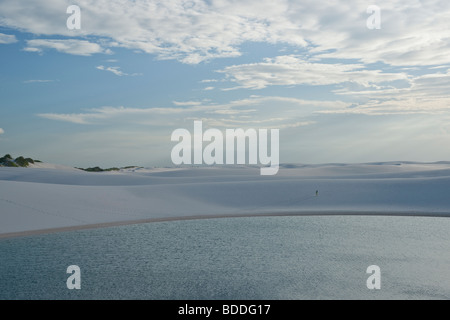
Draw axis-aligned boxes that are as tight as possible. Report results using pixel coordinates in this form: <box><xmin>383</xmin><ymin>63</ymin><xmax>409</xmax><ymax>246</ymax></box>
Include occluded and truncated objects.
<box><xmin>37</xmin><ymin>106</ymin><xmax>191</xmax><ymax>124</ymax></box>
<box><xmin>25</xmin><ymin>39</ymin><xmax>111</xmax><ymax>56</ymax></box>
<box><xmin>200</xmin><ymin>79</ymin><xmax>219</xmax><ymax>83</ymax></box>
<box><xmin>189</xmin><ymin>117</ymin><xmax>315</xmax><ymax>130</ymax></box>
<box><xmin>0</xmin><ymin>128</ymin><xmax>4</xmax><ymax>134</ymax></box>
<box><xmin>22</xmin><ymin>47</ymin><xmax>40</xmax><ymax>53</ymax></box>
<box><xmin>0</xmin><ymin>0</ymin><xmax>449</xmax><ymax>66</ymax></box>
<box><xmin>96</xmin><ymin>65</ymin><xmax>142</xmax><ymax>76</ymax></box>
<box><xmin>278</xmin><ymin>121</ymin><xmax>315</xmax><ymax>129</ymax></box>
<box><xmin>36</xmin><ymin>97</ymin><xmax>346</xmax><ymax>133</ymax></box>
<box><xmin>37</xmin><ymin>113</ymin><xmax>93</xmax><ymax>124</ymax></box>
<box><xmin>96</xmin><ymin>65</ymin><xmax>126</xmax><ymax>76</ymax></box>
<box><xmin>2</xmin><ymin>0</ymin><xmax>300</xmax><ymax>63</ymax></box>
<box><xmin>323</xmin><ymin>70</ymin><xmax>450</xmax><ymax>115</ymax></box>
<box><xmin>0</xmin><ymin>33</ymin><xmax>17</xmax><ymax>44</ymax></box>
<box><xmin>429</xmin><ymin>65</ymin><xmax>449</xmax><ymax>70</ymax></box>
<box><xmin>219</xmin><ymin>55</ymin><xmax>409</xmax><ymax>89</ymax></box>
<box><xmin>23</xmin><ymin>79</ymin><xmax>56</xmax><ymax>84</ymax></box>
<box><xmin>172</xmin><ymin>101</ymin><xmax>202</xmax><ymax>107</ymax></box>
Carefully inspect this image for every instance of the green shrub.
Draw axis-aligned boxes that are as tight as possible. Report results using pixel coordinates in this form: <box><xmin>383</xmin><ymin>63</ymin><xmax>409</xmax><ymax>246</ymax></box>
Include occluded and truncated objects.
<box><xmin>0</xmin><ymin>154</ymin><xmax>39</xmax><ymax>167</ymax></box>
<box><xmin>0</xmin><ymin>155</ymin><xmax>12</xmax><ymax>164</ymax></box>
<box><xmin>4</xmin><ymin>160</ymin><xmax>18</xmax><ymax>167</ymax></box>
<box><xmin>15</xmin><ymin>156</ymin><xmax>30</xmax><ymax>167</ymax></box>
<box><xmin>84</xmin><ymin>167</ymin><xmax>104</xmax><ymax>172</ymax></box>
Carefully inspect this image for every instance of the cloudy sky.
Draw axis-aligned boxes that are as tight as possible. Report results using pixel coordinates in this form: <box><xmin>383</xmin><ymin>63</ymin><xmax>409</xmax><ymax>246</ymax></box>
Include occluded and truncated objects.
<box><xmin>1</xmin><ymin>0</ymin><xmax>450</xmax><ymax>167</ymax></box>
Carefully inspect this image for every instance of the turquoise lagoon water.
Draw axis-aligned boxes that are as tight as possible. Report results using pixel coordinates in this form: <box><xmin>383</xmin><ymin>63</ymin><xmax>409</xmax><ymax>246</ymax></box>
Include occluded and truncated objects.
<box><xmin>0</xmin><ymin>216</ymin><xmax>449</xmax><ymax>300</ymax></box>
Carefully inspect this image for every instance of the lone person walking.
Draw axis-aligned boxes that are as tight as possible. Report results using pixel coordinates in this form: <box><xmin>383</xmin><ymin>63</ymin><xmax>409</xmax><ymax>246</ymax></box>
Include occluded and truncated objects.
<box><xmin>316</xmin><ymin>190</ymin><xmax>319</xmax><ymax>197</ymax></box>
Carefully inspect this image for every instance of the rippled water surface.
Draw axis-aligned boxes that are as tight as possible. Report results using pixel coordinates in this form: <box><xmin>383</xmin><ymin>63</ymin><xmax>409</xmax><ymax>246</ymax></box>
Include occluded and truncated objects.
<box><xmin>1</xmin><ymin>216</ymin><xmax>449</xmax><ymax>299</ymax></box>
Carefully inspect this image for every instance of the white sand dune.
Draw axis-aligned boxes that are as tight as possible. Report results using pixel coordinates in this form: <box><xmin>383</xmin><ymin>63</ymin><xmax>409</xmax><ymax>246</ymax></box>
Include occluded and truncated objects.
<box><xmin>1</xmin><ymin>162</ymin><xmax>450</xmax><ymax>237</ymax></box>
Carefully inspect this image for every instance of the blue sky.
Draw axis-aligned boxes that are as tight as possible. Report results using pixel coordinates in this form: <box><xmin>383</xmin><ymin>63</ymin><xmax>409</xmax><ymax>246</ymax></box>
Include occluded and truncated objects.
<box><xmin>1</xmin><ymin>0</ymin><xmax>450</xmax><ymax>167</ymax></box>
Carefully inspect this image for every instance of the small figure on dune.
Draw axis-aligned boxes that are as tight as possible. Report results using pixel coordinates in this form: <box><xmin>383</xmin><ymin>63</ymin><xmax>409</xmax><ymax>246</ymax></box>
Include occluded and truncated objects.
<box><xmin>316</xmin><ymin>190</ymin><xmax>319</xmax><ymax>197</ymax></box>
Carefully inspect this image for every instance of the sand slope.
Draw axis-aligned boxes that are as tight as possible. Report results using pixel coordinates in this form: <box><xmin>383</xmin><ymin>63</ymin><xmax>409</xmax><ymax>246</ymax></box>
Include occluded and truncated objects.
<box><xmin>1</xmin><ymin>162</ymin><xmax>450</xmax><ymax>236</ymax></box>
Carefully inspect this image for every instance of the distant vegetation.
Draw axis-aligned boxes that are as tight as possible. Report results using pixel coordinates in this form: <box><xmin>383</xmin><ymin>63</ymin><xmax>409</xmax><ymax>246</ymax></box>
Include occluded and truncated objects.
<box><xmin>0</xmin><ymin>153</ymin><xmax>141</xmax><ymax>172</ymax></box>
<box><xmin>0</xmin><ymin>154</ymin><xmax>42</xmax><ymax>167</ymax></box>
<box><xmin>76</xmin><ymin>166</ymin><xmax>142</xmax><ymax>172</ymax></box>
<box><xmin>77</xmin><ymin>166</ymin><xmax>120</xmax><ymax>172</ymax></box>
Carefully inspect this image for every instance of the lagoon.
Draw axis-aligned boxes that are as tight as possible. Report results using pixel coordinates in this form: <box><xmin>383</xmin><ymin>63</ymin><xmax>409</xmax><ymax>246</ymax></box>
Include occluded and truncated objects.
<box><xmin>1</xmin><ymin>215</ymin><xmax>449</xmax><ymax>300</ymax></box>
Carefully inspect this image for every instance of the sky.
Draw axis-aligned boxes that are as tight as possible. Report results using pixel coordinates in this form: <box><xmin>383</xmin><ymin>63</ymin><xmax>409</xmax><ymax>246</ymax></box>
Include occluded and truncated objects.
<box><xmin>1</xmin><ymin>0</ymin><xmax>450</xmax><ymax>168</ymax></box>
